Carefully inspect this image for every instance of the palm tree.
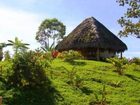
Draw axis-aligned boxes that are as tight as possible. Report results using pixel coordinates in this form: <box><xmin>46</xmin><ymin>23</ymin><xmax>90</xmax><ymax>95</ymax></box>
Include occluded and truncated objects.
<box><xmin>8</xmin><ymin>37</ymin><xmax>30</xmax><ymax>54</ymax></box>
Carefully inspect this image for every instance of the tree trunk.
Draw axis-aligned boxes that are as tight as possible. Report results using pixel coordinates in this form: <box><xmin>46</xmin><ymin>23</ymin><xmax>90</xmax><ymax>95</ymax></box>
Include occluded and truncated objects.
<box><xmin>96</xmin><ymin>48</ymin><xmax>100</xmax><ymax>61</ymax></box>
<box><xmin>0</xmin><ymin>96</ymin><xmax>2</xmax><ymax>105</ymax></box>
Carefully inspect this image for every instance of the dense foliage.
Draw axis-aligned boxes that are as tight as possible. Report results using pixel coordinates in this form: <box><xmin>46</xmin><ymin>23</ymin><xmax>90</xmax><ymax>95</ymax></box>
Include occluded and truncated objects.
<box><xmin>0</xmin><ymin>36</ymin><xmax>140</xmax><ymax>105</ymax></box>
<box><xmin>0</xmin><ymin>51</ymin><xmax>61</xmax><ymax>105</ymax></box>
<box><xmin>7</xmin><ymin>51</ymin><xmax>48</xmax><ymax>88</ymax></box>
<box><xmin>0</xmin><ymin>17</ymin><xmax>139</xmax><ymax>104</ymax></box>
<box><xmin>117</xmin><ymin>0</ymin><xmax>140</xmax><ymax>37</ymax></box>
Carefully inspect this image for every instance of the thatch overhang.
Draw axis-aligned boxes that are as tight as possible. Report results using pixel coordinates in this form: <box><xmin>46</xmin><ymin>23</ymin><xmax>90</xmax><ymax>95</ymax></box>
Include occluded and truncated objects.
<box><xmin>56</xmin><ymin>17</ymin><xmax>127</xmax><ymax>53</ymax></box>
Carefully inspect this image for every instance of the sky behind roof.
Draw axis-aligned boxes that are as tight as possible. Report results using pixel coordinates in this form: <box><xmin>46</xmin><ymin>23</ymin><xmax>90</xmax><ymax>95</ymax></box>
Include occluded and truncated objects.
<box><xmin>0</xmin><ymin>0</ymin><xmax>139</xmax><ymax>58</ymax></box>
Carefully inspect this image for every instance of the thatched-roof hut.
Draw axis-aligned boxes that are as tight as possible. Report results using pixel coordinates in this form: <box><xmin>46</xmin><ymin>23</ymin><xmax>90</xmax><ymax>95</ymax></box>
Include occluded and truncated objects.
<box><xmin>56</xmin><ymin>17</ymin><xmax>127</xmax><ymax>60</ymax></box>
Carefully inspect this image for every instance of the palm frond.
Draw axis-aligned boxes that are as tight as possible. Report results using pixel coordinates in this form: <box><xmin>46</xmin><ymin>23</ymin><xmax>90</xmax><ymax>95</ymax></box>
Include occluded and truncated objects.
<box><xmin>8</xmin><ymin>40</ymin><xmax>14</xmax><ymax>43</ymax></box>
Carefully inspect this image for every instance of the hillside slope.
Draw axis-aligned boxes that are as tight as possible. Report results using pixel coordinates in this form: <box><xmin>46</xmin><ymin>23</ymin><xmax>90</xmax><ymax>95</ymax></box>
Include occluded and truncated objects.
<box><xmin>48</xmin><ymin>59</ymin><xmax>140</xmax><ymax>105</ymax></box>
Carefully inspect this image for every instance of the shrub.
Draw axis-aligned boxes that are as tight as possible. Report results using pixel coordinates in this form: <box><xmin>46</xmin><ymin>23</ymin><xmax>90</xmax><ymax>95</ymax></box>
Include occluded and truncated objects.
<box><xmin>7</xmin><ymin>51</ymin><xmax>49</xmax><ymax>88</ymax></box>
<box><xmin>107</xmin><ymin>57</ymin><xmax>128</xmax><ymax>75</ymax></box>
<box><xmin>33</xmin><ymin>49</ymin><xmax>53</xmax><ymax>68</ymax></box>
<box><xmin>51</xmin><ymin>50</ymin><xmax>59</xmax><ymax>58</ymax></box>
<box><xmin>5</xmin><ymin>86</ymin><xmax>60</xmax><ymax>105</ymax></box>
<box><xmin>57</xmin><ymin>50</ymin><xmax>83</xmax><ymax>61</ymax></box>
<box><xmin>0</xmin><ymin>50</ymin><xmax>61</xmax><ymax>105</ymax></box>
<box><xmin>129</xmin><ymin>57</ymin><xmax>140</xmax><ymax>65</ymax></box>
<box><xmin>0</xmin><ymin>60</ymin><xmax>13</xmax><ymax>85</ymax></box>
<box><xmin>37</xmin><ymin>51</ymin><xmax>53</xmax><ymax>68</ymax></box>
<box><xmin>131</xmin><ymin>63</ymin><xmax>140</xmax><ymax>71</ymax></box>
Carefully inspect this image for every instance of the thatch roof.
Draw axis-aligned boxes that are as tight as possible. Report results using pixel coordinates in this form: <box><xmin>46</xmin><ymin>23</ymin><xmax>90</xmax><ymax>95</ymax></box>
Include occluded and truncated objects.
<box><xmin>56</xmin><ymin>17</ymin><xmax>127</xmax><ymax>52</ymax></box>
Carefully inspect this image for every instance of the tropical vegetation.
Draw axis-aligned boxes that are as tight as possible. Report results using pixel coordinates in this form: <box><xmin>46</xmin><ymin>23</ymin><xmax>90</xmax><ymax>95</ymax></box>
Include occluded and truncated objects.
<box><xmin>0</xmin><ymin>16</ymin><xmax>140</xmax><ymax>105</ymax></box>
<box><xmin>0</xmin><ymin>47</ymin><xmax>140</xmax><ymax>105</ymax></box>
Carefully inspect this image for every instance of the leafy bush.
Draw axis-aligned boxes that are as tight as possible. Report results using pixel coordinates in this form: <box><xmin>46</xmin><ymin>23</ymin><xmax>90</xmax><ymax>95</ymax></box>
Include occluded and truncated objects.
<box><xmin>129</xmin><ymin>57</ymin><xmax>140</xmax><ymax>65</ymax></box>
<box><xmin>7</xmin><ymin>51</ymin><xmax>49</xmax><ymax>88</ymax></box>
<box><xmin>34</xmin><ymin>50</ymin><xmax>53</xmax><ymax>68</ymax></box>
<box><xmin>0</xmin><ymin>61</ymin><xmax>13</xmax><ymax>84</ymax></box>
<box><xmin>5</xmin><ymin>86</ymin><xmax>60</xmax><ymax>105</ymax></box>
<box><xmin>107</xmin><ymin>57</ymin><xmax>128</xmax><ymax>75</ymax></box>
<box><xmin>51</xmin><ymin>50</ymin><xmax>59</xmax><ymax>58</ymax></box>
<box><xmin>57</xmin><ymin>50</ymin><xmax>83</xmax><ymax>61</ymax></box>
<box><xmin>131</xmin><ymin>63</ymin><xmax>140</xmax><ymax>72</ymax></box>
<box><xmin>0</xmin><ymin>50</ymin><xmax>62</xmax><ymax>105</ymax></box>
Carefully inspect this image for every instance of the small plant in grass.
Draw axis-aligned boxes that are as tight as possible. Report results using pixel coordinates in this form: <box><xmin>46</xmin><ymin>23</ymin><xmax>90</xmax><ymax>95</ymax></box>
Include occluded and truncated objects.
<box><xmin>65</xmin><ymin>67</ymin><xmax>83</xmax><ymax>88</ymax></box>
<box><xmin>109</xmin><ymin>80</ymin><xmax>123</xmax><ymax>88</ymax></box>
<box><xmin>66</xmin><ymin>67</ymin><xmax>77</xmax><ymax>86</ymax></box>
<box><xmin>74</xmin><ymin>75</ymin><xmax>83</xmax><ymax>88</ymax></box>
<box><xmin>107</xmin><ymin>57</ymin><xmax>128</xmax><ymax>75</ymax></box>
<box><xmin>101</xmin><ymin>85</ymin><xmax>107</xmax><ymax>105</ymax></box>
<box><xmin>89</xmin><ymin>85</ymin><xmax>107</xmax><ymax>105</ymax></box>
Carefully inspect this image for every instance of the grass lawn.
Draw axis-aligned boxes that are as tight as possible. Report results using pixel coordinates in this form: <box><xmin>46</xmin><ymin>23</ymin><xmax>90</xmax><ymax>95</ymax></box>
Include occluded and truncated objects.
<box><xmin>46</xmin><ymin>59</ymin><xmax>140</xmax><ymax>105</ymax></box>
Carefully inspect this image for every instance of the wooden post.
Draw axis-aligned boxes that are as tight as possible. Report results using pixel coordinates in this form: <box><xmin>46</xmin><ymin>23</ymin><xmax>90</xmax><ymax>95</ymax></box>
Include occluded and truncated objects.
<box><xmin>120</xmin><ymin>52</ymin><xmax>122</xmax><ymax>59</ymax></box>
<box><xmin>0</xmin><ymin>96</ymin><xmax>2</xmax><ymax>105</ymax></box>
<box><xmin>96</xmin><ymin>48</ymin><xmax>100</xmax><ymax>61</ymax></box>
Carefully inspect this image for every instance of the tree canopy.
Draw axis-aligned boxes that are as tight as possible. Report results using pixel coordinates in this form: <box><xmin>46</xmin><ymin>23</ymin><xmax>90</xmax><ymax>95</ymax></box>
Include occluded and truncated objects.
<box><xmin>0</xmin><ymin>43</ymin><xmax>11</xmax><ymax>61</ymax></box>
<box><xmin>117</xmin><ymin>0</ymin><xmax>140</xmax><ymax>38</ymax></box>
<box><xmin>36</xmin><ymin>18</ymin><xmax>66</xmax><ymax>51</ymax></box>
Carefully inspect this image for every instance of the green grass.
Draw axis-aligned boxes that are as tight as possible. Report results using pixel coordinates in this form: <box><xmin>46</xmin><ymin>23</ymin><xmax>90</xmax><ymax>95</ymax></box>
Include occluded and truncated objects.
<box><xmin>47</xmin><ymin>59</ymin><xmax>140</xmax><ymax>105</ymax></box>
<box><xmin>0</xmin><ymin>58</ymin><xmax>140</xmax><ymax>105</ymax></box>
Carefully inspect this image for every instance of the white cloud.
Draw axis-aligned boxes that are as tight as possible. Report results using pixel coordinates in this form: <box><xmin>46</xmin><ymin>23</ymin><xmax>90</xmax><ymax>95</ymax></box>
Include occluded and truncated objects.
<box><xmin>0</xmin><ymin>7</ymin><xmax>43</xmax><ymax>50</ymax></box>
<box><xmin>0</xmin><ymin>5</ymin><xmax>75</xmax><ymax>53</ymax></box>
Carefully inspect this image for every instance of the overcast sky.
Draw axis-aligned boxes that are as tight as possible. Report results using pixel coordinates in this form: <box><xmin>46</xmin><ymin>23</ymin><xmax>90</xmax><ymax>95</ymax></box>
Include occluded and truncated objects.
<box><xmin>0</xmin><ymin>0</ymin><xmax>139</xmax><ymax>58</ymax></box>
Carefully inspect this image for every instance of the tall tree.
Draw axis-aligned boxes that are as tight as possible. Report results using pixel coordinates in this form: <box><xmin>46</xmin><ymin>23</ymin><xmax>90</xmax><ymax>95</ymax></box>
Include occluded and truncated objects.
<box><xmin>4</xmin><ymin>51</ymin><xmax>11</xmax><ymax>61</ymax></box>
<box><xmin>36</xmin><ymin>18</ymin><xmax>66</xmax><ymax>51</ymax></box>
<box><xmin>117</xmin><ymin>0</ymin><xmax>140</xmax><ymax>38</ymax></box>
<box><xmin>8</xmin><ymin>37</ymin><xmax>29</xmax><ymax>54</ymax></box>
<box><xmin>0</xmin><ymin>43</ymin><xmax>9</xmax><ymax>61</ymax></box>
